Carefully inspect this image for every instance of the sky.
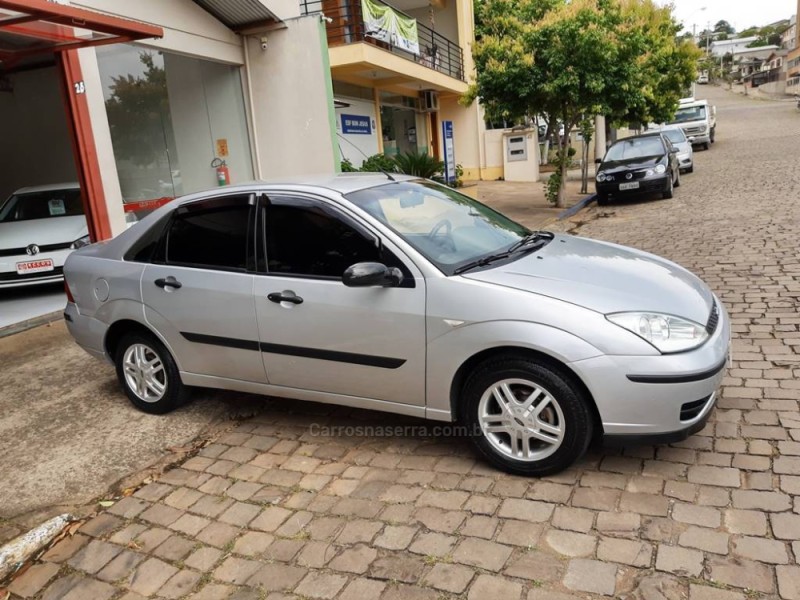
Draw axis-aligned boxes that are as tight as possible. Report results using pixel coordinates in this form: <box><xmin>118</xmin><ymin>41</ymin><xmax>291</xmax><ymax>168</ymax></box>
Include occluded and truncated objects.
<box><xmin>661</xmin><ymin>0</ymin><xmax>797</xmax><ymax>34</ymax></box>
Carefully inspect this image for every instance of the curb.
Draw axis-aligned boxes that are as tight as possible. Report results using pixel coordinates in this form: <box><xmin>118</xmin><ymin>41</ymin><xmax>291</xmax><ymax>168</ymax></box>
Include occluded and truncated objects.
<box><xmin>557</xmin><ymin>194</ymin><xmax>597</xmax><ymax>220</ymax></box>
<box><xmin>0</xmin><ymin>310</ymin><xmax>63</xmax><ymax>340</ymax></box>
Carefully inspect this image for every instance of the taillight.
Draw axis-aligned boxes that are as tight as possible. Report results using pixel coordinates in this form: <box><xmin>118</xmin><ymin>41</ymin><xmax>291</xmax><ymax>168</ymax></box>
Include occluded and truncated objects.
<box><xmin>64</xmin><ymin>279</ymin><xmax>75</xmax><ymax>303</ymax></box>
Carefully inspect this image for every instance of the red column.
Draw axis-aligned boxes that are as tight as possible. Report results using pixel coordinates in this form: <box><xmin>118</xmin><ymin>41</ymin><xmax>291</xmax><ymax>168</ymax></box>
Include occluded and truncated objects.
<box><xmin>57</xmin><ymin>49</ymin><xmax>113</xmax><ymax>242</ymax></box>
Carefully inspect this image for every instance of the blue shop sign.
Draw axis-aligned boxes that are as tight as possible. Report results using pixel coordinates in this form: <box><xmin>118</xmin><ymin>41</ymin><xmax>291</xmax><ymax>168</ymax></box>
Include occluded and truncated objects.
<box><xmin>341</xmin><ymin>114</ymin><xmax>372</xmax><ymax>135</ymax></box>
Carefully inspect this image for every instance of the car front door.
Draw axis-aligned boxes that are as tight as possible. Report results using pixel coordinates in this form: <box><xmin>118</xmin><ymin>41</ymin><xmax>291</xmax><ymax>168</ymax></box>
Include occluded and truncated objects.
<box><xmin>252</xmin><ymin>194</ymin><xmax>426</xmax><ymax>406</ymax></box>
<box><xmin>141</xmin><ymin>194</ymin><xmax>267</xmax><ymax>384</ymax></box>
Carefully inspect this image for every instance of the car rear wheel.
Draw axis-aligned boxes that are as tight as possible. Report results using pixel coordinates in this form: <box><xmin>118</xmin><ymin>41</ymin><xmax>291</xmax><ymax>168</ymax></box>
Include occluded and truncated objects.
<box><xmin>460</xmin><ymin>356</ymin><xmax>593</xmax><ymax>476</ymax></box>
<box><xmin>115</xmin><ymin>332</ymin><xmax>189</xmax><ymax>414</ymax></box>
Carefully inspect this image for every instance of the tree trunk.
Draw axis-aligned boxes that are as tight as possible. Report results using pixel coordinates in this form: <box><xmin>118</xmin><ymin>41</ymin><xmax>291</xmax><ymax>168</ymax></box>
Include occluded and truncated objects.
<box><xmin>556</xmin><ymin>157</ymin><xmax>567</xmax><ymax>208</ymax></box>
<box><xmin>580</xmin><ymin>138</ymin><xmax>589</xmax><ymax>195</ymax></box>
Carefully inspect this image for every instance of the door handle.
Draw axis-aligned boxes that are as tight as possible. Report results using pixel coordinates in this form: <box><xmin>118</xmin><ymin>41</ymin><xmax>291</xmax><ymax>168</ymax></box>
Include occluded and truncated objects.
<box><xmin>155</xmin><ymin>277</ymin><xmax>182</xmax><ymax>290</ymax></box>
<box><xmin>268</xmin><ymin>291</ymin><xmax>303</xmax><ymax>305</ymax></box>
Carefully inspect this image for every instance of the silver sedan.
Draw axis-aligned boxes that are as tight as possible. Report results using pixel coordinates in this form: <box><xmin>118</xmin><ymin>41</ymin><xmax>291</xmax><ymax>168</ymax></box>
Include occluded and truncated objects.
<box><xmin>63</xmin><ymin>175</ymin><xmax>730</xmax><ymax>476</ymax></box>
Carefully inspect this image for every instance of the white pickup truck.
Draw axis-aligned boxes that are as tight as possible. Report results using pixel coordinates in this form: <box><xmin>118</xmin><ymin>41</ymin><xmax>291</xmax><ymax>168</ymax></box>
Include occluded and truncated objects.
<box><xmin>666</xmin><ymin>98</ymin><xmax>716</xmax><ymax>150</ymax></box>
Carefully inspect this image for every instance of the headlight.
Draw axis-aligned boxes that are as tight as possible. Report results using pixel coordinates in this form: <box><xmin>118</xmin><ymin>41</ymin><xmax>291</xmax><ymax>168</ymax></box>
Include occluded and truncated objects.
<box><xmin>654</xmin><ymin>164</ymin><xmax>666</xmax><ymax>174</ymax></box>
<box><xmin>596</xmin><ymin>172</ymin><xmax>607</xmax><ymax>182</ymax></box>
<box><xmin>70</xmin><ymin>235</ymin><xmax>91</xmax><ymax>250</ymax></box>
<box><xmin>698</xmin><ymin>125</ymin><xmax>707</xmax><ymax>133</ymax></box>
<box><xmin>606</xmin><ymin>312</ymin><xmax>709</xmax><ymax>353</ymax></box>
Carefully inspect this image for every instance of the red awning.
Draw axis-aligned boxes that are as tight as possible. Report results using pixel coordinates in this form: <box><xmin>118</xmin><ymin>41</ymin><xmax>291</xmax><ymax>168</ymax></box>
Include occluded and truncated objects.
<box><xmin>0</xmin><ymin>0</ymin><xmax>163</xmax><ymax>65</ymax></box>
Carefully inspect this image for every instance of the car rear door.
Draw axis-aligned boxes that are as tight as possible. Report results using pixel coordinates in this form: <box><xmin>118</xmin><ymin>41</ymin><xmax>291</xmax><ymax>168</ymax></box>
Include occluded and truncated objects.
<box><xmin>141</xmin><ymin>194</ymin><xmax>267</xmax><ymax>384</ymax></box>
<box><xmin>251</xmin><ymin>193</ymin><xmax>427</xmax><ymax>406</ymax></box>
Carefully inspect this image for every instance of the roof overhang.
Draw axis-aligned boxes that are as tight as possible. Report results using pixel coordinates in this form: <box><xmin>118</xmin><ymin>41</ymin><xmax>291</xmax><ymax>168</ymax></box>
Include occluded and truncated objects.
<box><xmin>191</xmin><ymin>0</ymin><xmax>281</xmax><ymax>33</ymax></box>
<box><xmin>0</xmin><ymin>0</ymin><xmax>163</xmax><ymax>66</ymax></box>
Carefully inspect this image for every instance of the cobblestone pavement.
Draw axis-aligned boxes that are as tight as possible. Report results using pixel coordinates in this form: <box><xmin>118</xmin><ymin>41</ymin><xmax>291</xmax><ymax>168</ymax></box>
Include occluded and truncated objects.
<box><xmin>8</xmin><ymin>85</ymin><xmax>800</xmax><ymax>599</ymax></box>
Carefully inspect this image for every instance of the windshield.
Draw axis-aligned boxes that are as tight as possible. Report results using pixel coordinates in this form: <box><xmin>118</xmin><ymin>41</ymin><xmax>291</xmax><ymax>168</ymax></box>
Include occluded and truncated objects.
<box><xmin>604</xmin><ymin>137</ymin><xmax>665</xmax><ymax>161</ymax></box>
<box><xmin>670</xmin><ymin>106</ymin><xmax>707</xmax><ymax>124</ymax></box>
<box><xmin>662</xmin><ymin>129</ymin><xmax>686</xmax><ymax>144</ymax></box>
<box><xmin>0</xmin><ymin>188</ymin><xmax>83</xmax><ymax>223</ymax></box>
<box><xmin>346</xmin><ymin>180</ymin><xmax>530</xmax><ymax>275</ymax></box>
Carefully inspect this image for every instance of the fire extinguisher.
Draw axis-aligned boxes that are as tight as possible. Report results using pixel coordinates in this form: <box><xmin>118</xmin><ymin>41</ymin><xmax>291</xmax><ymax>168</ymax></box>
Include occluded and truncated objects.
<box><xmin>211</xmin><ymin>158</ymin><xmax>230</xmax><ymax>186</ymax></box>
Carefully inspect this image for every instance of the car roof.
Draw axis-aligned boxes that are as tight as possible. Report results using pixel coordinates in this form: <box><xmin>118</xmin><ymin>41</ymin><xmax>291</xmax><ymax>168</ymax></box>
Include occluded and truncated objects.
<box><xmin>12</xmin><ymin>182</ymin><xmax>80</xmax><ymax>194</ymax></box>
<box><xmin>217</xmin><ymin>173</ymin><xmax>420</xmax><ymax>196</ymax></box>
<box><xmin>612</xmin><ymin>132</ymin><xmax>664</xmax><ymax>143</ymax></box>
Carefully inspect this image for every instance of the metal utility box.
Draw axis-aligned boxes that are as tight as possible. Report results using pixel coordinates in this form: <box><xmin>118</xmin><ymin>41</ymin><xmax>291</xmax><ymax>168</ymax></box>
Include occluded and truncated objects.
<box><xmin>502</xmin><ymin>128</ymin><xmax>539</xmax><ymax>182</ymax></box>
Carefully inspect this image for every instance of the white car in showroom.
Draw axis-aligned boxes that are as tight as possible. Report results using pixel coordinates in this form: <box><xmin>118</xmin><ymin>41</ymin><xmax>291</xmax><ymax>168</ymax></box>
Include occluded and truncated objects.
<box><xmin>0</xmin><ymin>183</ymin><xmax>90</xmax><ymax>288</ymax></box>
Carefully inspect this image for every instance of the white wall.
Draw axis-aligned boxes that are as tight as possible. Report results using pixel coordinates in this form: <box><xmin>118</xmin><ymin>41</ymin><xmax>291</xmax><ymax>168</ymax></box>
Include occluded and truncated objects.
<box><xmin>71</xmin><ymin>0</ymin><xmax>244</xmax><ymax>64</ymax></box>
<box><xmin>406</xmin><ymin>4</ymin><xmax>459</xmax><ymax>49</ymax></box>
<box><xmin>334</xmin><ymin>97</ymin><xmax>379</xmax><ymax>167</ymax></box>
<box><xmin>0</xmin><ymin>67</ymin><xmax>77</xmax><ymax>202</ymax></box>
<box><xmin>246</xmin><ymin>16</ymin><xmax>338</xmax><ymax>178</ymax></box>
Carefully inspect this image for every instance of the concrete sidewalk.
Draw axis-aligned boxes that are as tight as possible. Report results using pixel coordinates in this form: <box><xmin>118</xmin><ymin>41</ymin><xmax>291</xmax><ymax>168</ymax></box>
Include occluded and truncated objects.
<box><xmin>461</xmin><ymin>176</ymin><xmax>594</xmax><ymax>229</ymax></box>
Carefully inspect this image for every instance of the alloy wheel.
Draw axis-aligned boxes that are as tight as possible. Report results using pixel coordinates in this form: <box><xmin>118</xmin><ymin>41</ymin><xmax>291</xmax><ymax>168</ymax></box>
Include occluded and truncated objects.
<box><xmin>122</xmin><ymin>343</ymin><xmax>167</xmax><ymax>403</ymax></box>
<box><xmin>477</xmin><ymin>378</ymin><xmax>565</xmax><ymax>462</ymax></box>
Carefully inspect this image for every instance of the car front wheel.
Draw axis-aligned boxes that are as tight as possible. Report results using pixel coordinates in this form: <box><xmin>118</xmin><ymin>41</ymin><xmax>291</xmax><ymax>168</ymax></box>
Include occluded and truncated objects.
<box><xmin>461</xmin><ymin>356</ymin><xmax>593</xmax><ymax>476</ymax></box>
<box><xmin>662</xmin><ymin>174</ymin><xmax>674</xmax><ymax>199</ymax></box>
<box><xmin>115</xmin><ymin>332</ymin><xmax>189</xmax><ymax>414</ymax></box>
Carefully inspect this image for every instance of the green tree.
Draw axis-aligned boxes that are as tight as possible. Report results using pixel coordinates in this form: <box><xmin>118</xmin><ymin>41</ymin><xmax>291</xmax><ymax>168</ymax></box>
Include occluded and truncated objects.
<box><xmin>714</xmin><ymin>20</ymin><xmax>735</xmax><ymax>34</ymax></box>
<box><xmin>466</xmin><ymin>0</ymin><xmax>699</xmax><ymax>207</ymax></box>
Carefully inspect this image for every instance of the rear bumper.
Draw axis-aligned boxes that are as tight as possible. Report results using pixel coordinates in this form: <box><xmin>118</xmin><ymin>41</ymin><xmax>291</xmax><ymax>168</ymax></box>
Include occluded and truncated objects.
<box><xmin>64</xmin><ymin>301</ymin><xmax>108</xmax><ymax>361</ymax></box>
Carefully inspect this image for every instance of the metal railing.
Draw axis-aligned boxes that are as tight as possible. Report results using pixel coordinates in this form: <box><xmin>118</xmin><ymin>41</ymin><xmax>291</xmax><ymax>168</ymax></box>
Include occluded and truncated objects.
<box><xmin>300</xmin><ymin>0</ymin><xmax>465</xmax><ymax>81</ymax></box>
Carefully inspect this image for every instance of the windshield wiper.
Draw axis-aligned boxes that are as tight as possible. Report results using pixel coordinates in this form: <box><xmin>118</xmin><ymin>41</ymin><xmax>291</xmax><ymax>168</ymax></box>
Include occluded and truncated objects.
<box><xmin>454</xmin><ymin>231</ymin><xmax>553</xmax><ymax>275</ymax></box>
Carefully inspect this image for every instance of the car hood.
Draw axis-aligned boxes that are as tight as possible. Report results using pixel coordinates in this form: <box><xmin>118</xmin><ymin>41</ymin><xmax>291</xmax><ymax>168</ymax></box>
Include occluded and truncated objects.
<box><xmin>462</xmin><ymin>234</ymin><xmax>713</xmax><ymax>323</ymax></box>
<box><xmin>0</xmin><ymin>216</ymin><xmax>87</xmax><ymax>250</ymax></box>
<box><xmin>600</xmin><ymin>156</ymin><xmax>664</xmax><ymax>173</ymax></box>
<box><xmin>675</xmin><ymin>142</ymin><xmax>692</xmax><ymax>154</ymax></box>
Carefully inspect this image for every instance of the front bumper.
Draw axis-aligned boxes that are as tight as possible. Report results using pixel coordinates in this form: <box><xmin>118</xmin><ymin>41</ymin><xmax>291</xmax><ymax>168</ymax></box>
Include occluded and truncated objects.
<box><xmin>0</xmin><ymin>249</ymin><xmax>72</xmax><ymax>288</ymax></box>
<box><xmin>678</xmin><ymin>154</ymin><xmax>693</xmax><ymax>170</ymax></box>
<box><xmin>596</xmin><ymin>174</ymin><xmax>670</xmax><ymax>198</ymax></box>
<box><xmin>570</xmin><ymin>298</ymin><xmax>731</xmax><ymax>439</ymax></box>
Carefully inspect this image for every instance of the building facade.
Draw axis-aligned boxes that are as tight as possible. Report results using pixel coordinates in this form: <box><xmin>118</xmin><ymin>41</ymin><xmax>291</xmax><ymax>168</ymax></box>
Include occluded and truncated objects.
<box><xmin>0</xmin><ymin>0</ymin><xmax>495</xmax><ymax>243</ymax></box>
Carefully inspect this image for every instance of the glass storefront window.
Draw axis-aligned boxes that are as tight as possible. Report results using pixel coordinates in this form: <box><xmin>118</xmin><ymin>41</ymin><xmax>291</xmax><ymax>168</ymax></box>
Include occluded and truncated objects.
<box><xmin>97</xmin><ymin>45</ymin><xmax>253</xmax><ymax>204</ymax></box>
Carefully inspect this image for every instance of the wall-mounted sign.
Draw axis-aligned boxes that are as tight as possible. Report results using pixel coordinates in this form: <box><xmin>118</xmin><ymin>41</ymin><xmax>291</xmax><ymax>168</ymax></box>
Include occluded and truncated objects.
<box><xmin>216</xmin><ymin>138</ymin><xmax>229</xmax><ymax>157</ymax></box>
<box><xmin>341</xmin><ymin>114</ymin><xmax>372</xmax><ymax>135</ymax></box>
<box><xmin>442</xmin><ymin>120</ymin><xmax>455</xmax><ymax>183</ymax></box>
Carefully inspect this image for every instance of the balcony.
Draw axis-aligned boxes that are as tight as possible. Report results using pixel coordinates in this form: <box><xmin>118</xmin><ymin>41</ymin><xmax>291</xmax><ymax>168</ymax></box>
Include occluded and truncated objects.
<box><xmin>300</xmin><ymin>0</ymin><xmax>466</xmax><ymax>94</ymax></box>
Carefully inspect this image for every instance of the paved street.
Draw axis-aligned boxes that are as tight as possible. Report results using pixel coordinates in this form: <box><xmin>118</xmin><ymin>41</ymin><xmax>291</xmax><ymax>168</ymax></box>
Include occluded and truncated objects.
<box><xmin>7</xmin><ymin>85</ymin><xmax>800</xmax><ymax>600</ymax></box>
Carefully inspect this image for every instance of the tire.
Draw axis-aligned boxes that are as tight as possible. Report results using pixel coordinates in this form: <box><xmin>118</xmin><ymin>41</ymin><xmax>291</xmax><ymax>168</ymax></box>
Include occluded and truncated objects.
<box><xmin>460</xmin><ymin>355</ymin><xmax>593</xmax><ymax>476</ymax></box>
<box><xmin>687</xmin><ymin>165</ymin><xmax>694</xmax><ymax>174</ymax></box>
<box><xmin>710</xmin><ymin>127</ymin><xmax>715</xmax><ymax>143</ymax></box>
<box><xmin>596</xmin><ymin>194</ymin><xmax>609</xmax><ymax>206</ymax></box>
<box><xmin>703</xmin><ymin>142</ymin><xmax>710</xmax><ymax>151</ymax></box>
<box><xmin>115</xmin><ymin>332</ymin><xmax>189</xmax><ymax>414</ymax></box>
<box><xmin>662</xmin><ymin>175</ymin><xmax>674</xmax><ymax>199</ymax></box>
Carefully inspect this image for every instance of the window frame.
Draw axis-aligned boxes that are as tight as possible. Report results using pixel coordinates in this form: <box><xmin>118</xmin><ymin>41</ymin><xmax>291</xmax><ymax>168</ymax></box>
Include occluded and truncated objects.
<box><xmin>255</xmin><ymin>193</ymin><xmax>416</xmax><ymax>288</ymax></box>
<box><xmin>150</xmin><ymin>193</ymin><xmax>256</xmax><ymax>273</ymax></box>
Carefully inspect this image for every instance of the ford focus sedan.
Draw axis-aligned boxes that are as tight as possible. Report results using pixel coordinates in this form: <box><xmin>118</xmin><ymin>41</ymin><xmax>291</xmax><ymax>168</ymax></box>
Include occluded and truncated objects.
<box><xmin>63</xmin><ymin>175</ymin><xmax>729</xmax><ymax>476</ymax></box>
<box><xmin>595</xmin><ymin>133</ymin><xmax>681</xmax><ymax>205</ymax></box>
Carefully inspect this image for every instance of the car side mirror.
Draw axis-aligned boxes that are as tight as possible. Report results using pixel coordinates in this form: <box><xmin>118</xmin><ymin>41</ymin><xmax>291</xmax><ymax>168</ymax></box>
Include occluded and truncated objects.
<box><xmin>594</xmin><ymin>158</ymin><xmax>602</xmax><ymax>164</ymax></box>
<box><xmin>343</xmin><ymin>262</ymin><xmax>404</xmax><ymax>288</ymax></box>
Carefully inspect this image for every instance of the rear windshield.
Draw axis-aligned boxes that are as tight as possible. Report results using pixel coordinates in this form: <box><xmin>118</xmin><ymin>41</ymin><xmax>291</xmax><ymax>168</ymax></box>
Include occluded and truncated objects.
<box><xmin>604</xmin><ymin>137</ymin><xmax>665</xmax><ymax>161</ymax></box>
<box><xmin>662</xmin><ymin>129</ymin><xmax>686</xmax><ymax>144</ymax></box>
<box><xmin>0</xmin><ymin>189</ymin><xmax>83</xmax><ymax>223</ymax></box>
